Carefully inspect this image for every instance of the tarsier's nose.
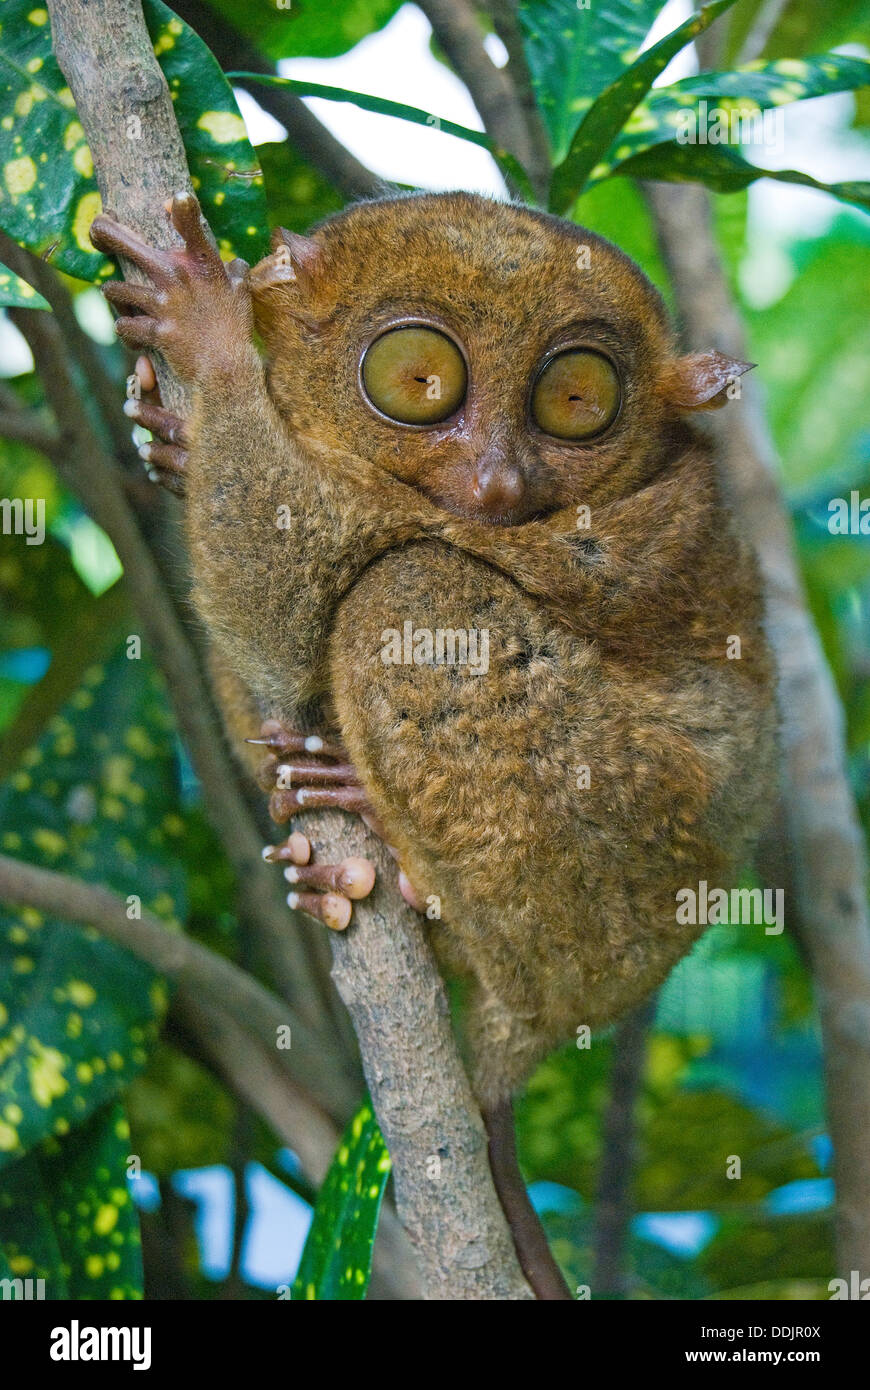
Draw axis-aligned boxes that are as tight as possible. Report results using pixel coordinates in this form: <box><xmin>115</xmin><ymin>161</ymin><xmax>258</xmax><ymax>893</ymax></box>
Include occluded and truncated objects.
<box><xmin>472</xmin><ymin>449</ymin><xmax>526</xmax><ymax>517</ymax></box>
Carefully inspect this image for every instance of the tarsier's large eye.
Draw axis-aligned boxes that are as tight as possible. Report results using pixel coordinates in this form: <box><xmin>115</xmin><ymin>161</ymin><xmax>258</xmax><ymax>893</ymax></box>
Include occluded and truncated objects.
<box><xmin>361</xmin><ymin>326</ymin><xmax>467</xmax><ymax>425</ymax></box>
<box><xmin>531</xmin><ymin>349</ymin><xmax>621</xmax><ymax>440</ymax></box>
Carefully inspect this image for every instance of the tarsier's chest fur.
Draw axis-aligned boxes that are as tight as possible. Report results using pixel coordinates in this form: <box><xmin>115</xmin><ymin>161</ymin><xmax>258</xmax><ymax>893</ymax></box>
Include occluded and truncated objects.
<box><xmin>330</xmin><ymin>534</ymin><xmax>774</xmax><ymax>1101</ymax></box>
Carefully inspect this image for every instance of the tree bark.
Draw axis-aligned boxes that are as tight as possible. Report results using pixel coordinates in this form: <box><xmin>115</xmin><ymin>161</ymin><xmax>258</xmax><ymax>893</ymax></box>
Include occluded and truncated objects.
<box><xmin>46</xmin><ymin>0</ymin><xmax>532</xmax><ymax>1301</ymax></box>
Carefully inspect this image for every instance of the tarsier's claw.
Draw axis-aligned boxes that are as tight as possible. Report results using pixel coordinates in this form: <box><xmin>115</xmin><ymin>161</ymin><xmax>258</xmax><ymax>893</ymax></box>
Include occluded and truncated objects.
<box><xmin>246</xmin><ymin>719</ymin><xmax>346</xmax><ymax>760</ymax></box>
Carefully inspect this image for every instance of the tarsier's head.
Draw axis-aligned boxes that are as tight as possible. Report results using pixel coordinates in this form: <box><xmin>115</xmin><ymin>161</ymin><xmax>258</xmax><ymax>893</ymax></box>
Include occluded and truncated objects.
<box><xmin>251</xmin><ymin>192</ymin><xmax>751</xmax><ymax>526</ymax></box>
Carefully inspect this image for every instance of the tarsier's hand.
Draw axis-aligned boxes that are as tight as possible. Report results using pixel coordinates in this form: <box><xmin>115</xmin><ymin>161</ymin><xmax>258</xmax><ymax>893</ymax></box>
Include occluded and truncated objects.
<box><xmin>90</xmin><ymin>191</ymin><xmax>252</xmax><ymax>386</ymax></box>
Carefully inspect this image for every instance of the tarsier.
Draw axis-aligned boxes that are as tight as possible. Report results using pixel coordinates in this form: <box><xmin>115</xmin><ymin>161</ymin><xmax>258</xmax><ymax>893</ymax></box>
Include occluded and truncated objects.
<box><xmin>91</xmin><ymin>191</ymin><xmax>775</xmax><ymax>1299</ymax></box>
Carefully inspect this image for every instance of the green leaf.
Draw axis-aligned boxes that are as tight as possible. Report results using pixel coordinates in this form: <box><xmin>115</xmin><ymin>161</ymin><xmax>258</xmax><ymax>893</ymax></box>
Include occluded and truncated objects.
<box><xmin>0</xmin><ymin>0</ymin><xmax>267</xmax><ymax>281</ymax></box>
<box><xmin>518</xmin><ymin>0</ymin><xmax>666</xmax><ymax>163</ymax></box>
<box><xmin>0</xmin><ymin>647</ymin><xmax>183</xmax><ymax>1165</ymax></box>
<box><xmin>662</xmin><ymin>53</ymin><xmax>870</xmax><ymax>107</ymax></box>
<box><xmin>228</xmin><ymin>73</ymin><xmax>536</xmax><ymax>202</ymax></box>
<box><xmin>549</xmin><ymin>0</ymin><xmax>738</xmax><ymax>213</ymax></box>
<box><xmin>605</xmin><ymin>138</ymin><xmax>870</xmax><ymax>213</ymax></box>
<box><xmin>205</xmin><ymin>0</ymin><xmax>402</xmax><ymax>62</ymax></box>
<box><xmin>585</xmin><ymin>53</ymin><xmax>870</xmax><ymax>186</ymax></box>
<box><xmin>0</xmin><ymin>259</ymin><xmax>48</xmax><ymax>308</ymax></box>
<box><xmin>256</xmin><ymin>140</ymin><xmax>345</xmax><ymax>234</ymax></box>
<box><xmin>0</xmin><ymin>1101</ymin><xmax>143</xmax><ymax>1299</ymax></box>
<box><xmin>292</xmin><ymin>1098</ymin><xmax>390</xmax><ymax>1300</ymax></box>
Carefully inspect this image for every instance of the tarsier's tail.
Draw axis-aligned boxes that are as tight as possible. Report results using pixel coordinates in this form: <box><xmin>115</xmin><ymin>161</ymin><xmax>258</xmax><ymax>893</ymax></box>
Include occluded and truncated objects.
<box><xmin>482</xmin><ymin>1098</ymin><xmax>573</xmax><ymax>1301</ymax></box>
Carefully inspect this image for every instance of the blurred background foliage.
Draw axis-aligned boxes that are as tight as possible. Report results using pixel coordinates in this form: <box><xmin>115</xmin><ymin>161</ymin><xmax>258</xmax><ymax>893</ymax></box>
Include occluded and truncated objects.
<box><xmin>0</xmin><ymin>0</ymin><xmax>867</xmax><ymax>1299</ymax></box>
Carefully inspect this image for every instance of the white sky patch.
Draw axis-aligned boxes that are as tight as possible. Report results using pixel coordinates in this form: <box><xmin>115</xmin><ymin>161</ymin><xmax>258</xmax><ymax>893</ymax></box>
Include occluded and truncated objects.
<box><xmin>270</xmin><ymin>4</ymin><xmax>506</xmax><ymax>195</ymax></box>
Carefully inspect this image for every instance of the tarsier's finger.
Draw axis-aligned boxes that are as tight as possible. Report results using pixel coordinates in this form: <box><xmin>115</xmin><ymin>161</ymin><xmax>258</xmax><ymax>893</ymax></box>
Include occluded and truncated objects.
<box><xmin>114</xmin><ymin>314</ymin><xmax>161</xmax><ymax>352</ymax></box>
<box><xmin>103</xmin><ymin>280</ymin><xmax>162</xmax><ymax>318</ymax></box>
<box><xmin>274</xmin><ymin>761</ymin><xmax>360</xmax><ymax>787</ymax></box>
<box><xmin>284</xmin><ymin>856</ymin><xmax>376</xmax><ymax>900</ymax></box>
<box><xmin>246</xmin><ymin>720</ymin><xmax>346</xmax><ymax>760</ymax></box>
<box><xmin>123</xmin><ymin>398</ymin><xmax>191</xmax><ymax>446</ymax></box>
<box><xmin>269</xmin><ymin>784</ymin><xmax>372</xmax><ymax>823</ymax></box>
<box><xmin>286</xmin><ymin>890</ymin><xmax>353</xmax><ymax>932</ymax></box>
<box><xmin>169</xmin><ymin>191</ymin><xmax>221</xmax><ymax>270</ymax></box>
<box><xmin>262</xmin><ymin>830</ymin><xmax>310</xmax><ymax>865</ymax></box>
<box><xmin>90</xmin><ymin>215</ymin><xmax>175</xmax><ymax>285</ymax></box>
<box><xmin>145</xmin><ymin>466</ymin><xmax>186</xmax><ymax>499</ymax></box>
<box><xmin>139</xmin><ymin>440</ymin><xmax>188</xmax><ymax>476</ymax></box>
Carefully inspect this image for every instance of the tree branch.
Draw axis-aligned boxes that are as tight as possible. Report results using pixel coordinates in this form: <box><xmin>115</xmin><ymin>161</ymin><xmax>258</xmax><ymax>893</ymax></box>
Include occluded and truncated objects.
<box><xmin>0</xmin><ymin>851</ymin><xmax>356</xmax><ymax>1119</ymax></box>
<box><xmin>47</xmin><ymin>0</ymin><xmax>533</xmax><ymax>1299</ymax></box>
<box><xmin>0</xmin><ymin>406</ymin><xmax>60</xmax><ymax>456</ymax></box>
<box><xmin>417</xmin><ymin>0</ymin><xmax>549</xmax><ymax>202</ymax></box>
<box><xmin>643</xmin><ymin>179</ymin><xmax>870</xmax><ymax>1276</ymax></box>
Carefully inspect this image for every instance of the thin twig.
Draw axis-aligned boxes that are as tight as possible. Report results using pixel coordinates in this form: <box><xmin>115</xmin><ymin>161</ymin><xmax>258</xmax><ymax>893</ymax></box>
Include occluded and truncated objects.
<box><xmin>417</xmin><ymin>0</ymin><xmax>548</xmax><ymax>201</ymax></box>
<box><xmin>0</xmin><ymin>407</ymin><xmax>60</xmax><ymax>456</ymax></box>
<box><xmin>593</xmin><ymin>998</ymin><xmax>655</xmax><ymax>1297</ymax></box>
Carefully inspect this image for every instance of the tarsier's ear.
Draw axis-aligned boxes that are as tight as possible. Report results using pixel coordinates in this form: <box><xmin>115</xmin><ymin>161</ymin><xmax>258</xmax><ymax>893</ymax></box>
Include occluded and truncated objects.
<box><xmin>248</xmin><ymin>228</ymin><xmax>325</xmax><ymax>299</ymax></box>
<box><xmin>658</xmin><ymin>350</ymin><xmax>755</xmax><ymax>412</ymax></box>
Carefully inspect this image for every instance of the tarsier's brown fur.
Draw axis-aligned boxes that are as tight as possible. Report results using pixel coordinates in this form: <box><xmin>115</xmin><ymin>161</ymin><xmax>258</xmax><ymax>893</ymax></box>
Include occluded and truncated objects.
<box><xmin>94</xmin><ymin>191</ymin><xmax>776</xmax><ymax>1108</ymax></box>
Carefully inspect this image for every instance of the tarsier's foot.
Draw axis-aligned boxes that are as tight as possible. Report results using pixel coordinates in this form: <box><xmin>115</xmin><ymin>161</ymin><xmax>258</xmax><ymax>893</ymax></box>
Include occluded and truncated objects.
<box><xmin>265</xmin><ymin>830</ymin><xmax>374</xmax><ymax>932</ymax></box>
<box><xmin>256</xmin><ymin>719</ymin><xmax>378</xmax><ymax>931</ymax></box>
<box><xmin>124</xmin><ymin>355</ymin><xmax>190</xmax><ymax>497</ymax></box>
<box><xmin>255</xmin><ymin>718</ymin><xmax>426</xmax><ymax>923</ymax></box>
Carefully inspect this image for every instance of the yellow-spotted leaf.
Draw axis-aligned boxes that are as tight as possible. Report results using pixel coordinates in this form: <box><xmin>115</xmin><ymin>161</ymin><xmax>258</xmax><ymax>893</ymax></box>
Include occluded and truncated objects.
<box><xmin>0</xmin><ymin>257</ymin><xmax>48</xmax><ymax>308</ymax></box>
<box><xmin>292</xmin><ymin>1099</ymin><xmax>390</xmax><ymax>1300</ymax></box>
<box><xmin>0</xmin><ymin>646</ymin><xmax>184</xmax><ymax>1166</ymax></box>
<box><xmin>518</xmin><ymin>0</ymin><xmax>666</xmax><ymax>163</ymax></box>
<box><xmin>549</xmin><ymin>0</ymin><xmax>737</xmax><ymax>212</ymax></box>
<box><xmin>0</xmin><ymin>0</ymin><xmax>267</xmax><ymax>281</ymax></box>
<box><xmin>0</xmin><ymin>1101</ymin><xmax>143</xmax><ymax>1299</ymax></box>
<box><xmin>582</xmin><ymin>53</ymin><xmax>870</xmax><ymax>190</ymax></box>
